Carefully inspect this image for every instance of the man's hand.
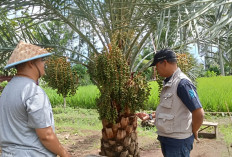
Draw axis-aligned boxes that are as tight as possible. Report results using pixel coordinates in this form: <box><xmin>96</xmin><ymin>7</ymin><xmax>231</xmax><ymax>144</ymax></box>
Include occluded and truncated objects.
<box><xmin>193</xmin><ymin>131</ymin><xmax>200</xmax><ymax>143</ymax></box>
<box><xmin>136</xmin><ymin>113</ymin><xmax>149</xmax><ymax>121</ymax></box>
<box><xmin>136</xmin><ymin>112</ymin><xmax>155</xmax><ymax>121</ymax></box>
<box><xmin>192</xmin><ymin>108</ymin><xmax>204</xmax><ymax>143</ymax></box>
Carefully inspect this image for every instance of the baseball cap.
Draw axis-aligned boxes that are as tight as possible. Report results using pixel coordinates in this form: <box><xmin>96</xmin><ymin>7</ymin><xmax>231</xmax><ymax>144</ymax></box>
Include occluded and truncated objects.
<box><xmin>4</xmin><ymin>41</ymin><xmax>52</xmax><ymax>69</ymax></box>
<box><xmin>150</xmin><ymin>49</ymin><xmax>177</xmax><ymax>67</ymax></box>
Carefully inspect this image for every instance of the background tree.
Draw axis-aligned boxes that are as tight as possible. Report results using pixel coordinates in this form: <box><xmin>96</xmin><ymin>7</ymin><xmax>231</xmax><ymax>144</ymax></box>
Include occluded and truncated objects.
<box><xmin>72</xmin><ymin>64</ymin><xmax>92</xmax><ymax>86</ymax></box>
<box><xmin>191</xmin><ymin>2</ymin><xmax>232</xmax><ymax>75</ymax></box>
<box><xmin>1</xmin><ymin>0</ymin><xmax>231</xmax><ymax>74</ymax></box>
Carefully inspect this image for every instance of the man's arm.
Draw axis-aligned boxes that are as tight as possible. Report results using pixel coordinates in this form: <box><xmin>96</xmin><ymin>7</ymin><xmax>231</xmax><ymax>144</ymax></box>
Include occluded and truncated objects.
<box><xmin>177</xmin><ymin>79</ymin><xmax>204</xmax><ymax>141</ymax></box>
<box><xmin>36</xmin><ymin>126</ymin><xmax>71</xmax><ymax>157</ymax></box>
<box><xmin>192</xmin><ymin>107</ymin><xmax>204</xmax><ymax>141</ymax></box>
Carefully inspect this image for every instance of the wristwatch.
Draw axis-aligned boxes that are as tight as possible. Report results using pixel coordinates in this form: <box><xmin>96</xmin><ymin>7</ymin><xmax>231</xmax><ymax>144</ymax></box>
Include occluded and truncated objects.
<box><xmin>148</xmin><ymin>114</ymin><xmax>153</xmax><ymax>120</ymax></box>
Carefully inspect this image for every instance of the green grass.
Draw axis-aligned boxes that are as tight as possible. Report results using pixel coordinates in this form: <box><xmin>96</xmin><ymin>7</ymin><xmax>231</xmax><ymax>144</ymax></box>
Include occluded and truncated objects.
<box><xmin>43</xmin><ymin>82</ymin><xmax>159</xmax><ymax>110</ymax></box>
<box><xmin>197</xmin><ymin>76</ymin><xmax>232</xmax><ymax>112</ymax></box>
<box><xmin>43</xmin><ymin>85</ymin><xmax>100</xmax><ymax>109</ymax></box>
<box><xmin>53</xmin><ymin>107</ymin><xmax>102</xmax><ymax>135</ymax></box>
<box><xmin>44</xmin><ymin>76</ymin><xmax>232</xmax><ymax>112</ymax></box>
<box><xmin>54</xmin><ymin>108</ymin><xmax>232</xmax><ymax>147</ymax></box>
<box><xmin>43</xmin><ymin>87</ymin><xmax>64</xmax><ymax>107</ymax></box>
<box><xmin>53</xmin><ymin>107</ymin><xmax>158</xmax><ymax>140</ymax></box>
<box><xmin>53</xmin><ymin>108</ymin><xmax>232</xmax><ymax>148</ymax></box>
<box><xmin>203</xmin><ymin>113</ymin><xmax>232</xmax><ymax>146</ymax></box>
<box><xmin>67</xmin><ymin>85</ymin><xmax>100</xmax><ymax>109</ymax></box>
<box><xmin>137</xmin><ymin>124</ymin><xmax>157</xmax><ymax>138</ymax></box>
<box><xmin>220</xmin><ymin>124</ymin><xmax>232</xmax><ymax>146</ymax></box>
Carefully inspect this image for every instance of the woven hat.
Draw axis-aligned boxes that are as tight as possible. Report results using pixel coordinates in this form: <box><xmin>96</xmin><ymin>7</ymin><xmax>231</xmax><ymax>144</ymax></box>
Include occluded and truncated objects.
<box><xmin>5</xmin><ymin>41</ymin><xmax>52</xmax><ymax>69</ymax></box>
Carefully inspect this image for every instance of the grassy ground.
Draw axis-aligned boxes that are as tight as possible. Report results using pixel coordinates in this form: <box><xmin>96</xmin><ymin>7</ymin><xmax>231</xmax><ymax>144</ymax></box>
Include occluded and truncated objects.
<box><xmin>203</xmin><ymin>113</ymin><xmax>232</xmax><ymax>146</ymax></box>
<box><xmin>54</xmin><ymin>107</ymin><xmax>232</xmax><ymax>147</ymax></box>
<box><xmin>53</xmin><ymin>107</ymin><xmax>157</xmax><ymax>138</ymax></box>
<box><xmin>53</xmin><ymin>107</ymin><xmax>159</xmax><ymax>156</ymax></box>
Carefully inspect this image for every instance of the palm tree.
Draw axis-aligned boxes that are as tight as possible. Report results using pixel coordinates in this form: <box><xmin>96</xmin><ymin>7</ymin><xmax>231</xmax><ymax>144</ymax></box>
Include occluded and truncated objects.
<box><xmin>184</xmin><ymin>1</ymin><xmax>232</xmax><ymax>75</ymax></box>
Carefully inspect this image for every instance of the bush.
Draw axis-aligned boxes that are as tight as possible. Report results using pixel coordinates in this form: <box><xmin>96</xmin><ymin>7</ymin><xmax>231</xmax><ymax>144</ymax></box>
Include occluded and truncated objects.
<box><xmin>145</xmin><ymin>81</ymin><xmax>159</xmax><ymax>110</ymax></box>
<box><xmin>204</xmin><ymin>70</ymin><xmax>217</xmax><ymax>77</ymax></box>
<box><xmin>0</xmin><ymin>81</ymin><xmax>8</xmax><ymax>94</ymax></box>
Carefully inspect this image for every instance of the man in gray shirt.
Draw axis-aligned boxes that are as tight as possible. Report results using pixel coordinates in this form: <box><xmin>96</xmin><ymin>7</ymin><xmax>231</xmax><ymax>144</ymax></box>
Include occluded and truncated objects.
<box><xmin>0</xmin><ymin>41</ymin><xmax>71</xmax><ymax>157</ymax></box>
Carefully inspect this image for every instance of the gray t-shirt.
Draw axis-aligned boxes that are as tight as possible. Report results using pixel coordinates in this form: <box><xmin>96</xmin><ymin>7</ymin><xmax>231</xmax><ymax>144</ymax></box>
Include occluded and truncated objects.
<box><xmin>0</xmin><ymin>76</ymin><xmax>56</xmax><ymax>157</ymax></box>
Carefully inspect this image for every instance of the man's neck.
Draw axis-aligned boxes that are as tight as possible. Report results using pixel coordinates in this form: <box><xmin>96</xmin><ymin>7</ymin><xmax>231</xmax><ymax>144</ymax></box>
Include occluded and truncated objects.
<box><xmin>164</xmin><ymin>67</ymin><xmax>179</xmax><ymax>83</ymax></box>
<box><xmin>16</xmin><ymin>71</ymin><xmax>38</xmax><ymax>82</ymax></box>
<box><xmin>166</xmin><ymin>66</ymin><xmax>178</xmax><ymax>78</ymax></box>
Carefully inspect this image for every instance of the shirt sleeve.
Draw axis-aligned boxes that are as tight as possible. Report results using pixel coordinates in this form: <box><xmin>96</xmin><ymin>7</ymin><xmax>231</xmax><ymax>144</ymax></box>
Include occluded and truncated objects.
<box><xmin>177</xmin><ymin>79</ymin><xmax>202</xmax><ymax>112</ymax></box>
<box><xmin>25</xmin><ymin>88</ymin><xmax>53</xmax><ymax>129</ymax></box>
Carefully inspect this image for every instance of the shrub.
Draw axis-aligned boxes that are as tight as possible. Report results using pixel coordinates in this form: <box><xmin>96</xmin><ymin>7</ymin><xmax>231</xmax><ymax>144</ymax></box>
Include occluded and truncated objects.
<box><xmin>0</xmin><ymin>81</ymin><xmax>8</xmax><ymax>95</ymax></box>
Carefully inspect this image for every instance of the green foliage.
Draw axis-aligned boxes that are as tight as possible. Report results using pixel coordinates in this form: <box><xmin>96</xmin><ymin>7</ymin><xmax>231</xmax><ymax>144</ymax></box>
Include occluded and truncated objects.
<box><xmin>0</xmin><ymin>80</ymin><xmax>8</xmax><ymax>94</ymax></box>
<box><xmin>146</xmin><ymin>81</ymin><xmax>159</xmax><ymax>110</ymax></box>
<box><xmin>44</xmin><ymin>56</ymin><xmax>78</xmax><ymax>99</ymax></box>
<box><xmin>88</xmin><ymin>43</ymin><xmax>150</xmax><ymax>123</ymax></box>
<box><xmin>0</xmin><ymin>68</ymin><xmax>16</xmax><ymax>76</ymax></box>
<box><xmin>224</xmin><ymin>64</ymin><xmax>232</xmax><ymax>76</ymax></box>
<box><xmin>72</xmin><ymin>64</ymin><xmax>92</xmax><ymax>86</ymax></box>
<box><xmin>197</xmin><ymin>76</ymin><xmax>232</xmax><ymax>112</ymax></box>
<box><xmin>0</xmin><ymin>80</ymin><xmax>8</xmax><ymax>88</ymax></box>
<box><xmin>203</xmin><ymin>70</ymin><xmax>217</xmax><ymax>77</ymax></box>
<box><xmin>72</xmin><ymin>64</ymin><xmax>87</xmax><ymax>78</ymax></box>
<box><xmin>208</xmin><ymin>66</ymin><xmax>220</xmax><ymax>75</ymax></box>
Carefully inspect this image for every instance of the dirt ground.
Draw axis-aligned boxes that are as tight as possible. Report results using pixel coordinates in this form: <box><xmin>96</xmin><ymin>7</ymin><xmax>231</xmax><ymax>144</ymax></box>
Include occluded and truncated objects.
<box><xmin>0</xmin><ymin>130</ymin><xmax>231</xmax><ymax>157</ymax></box>
<box><xmin>57</xmin><ymin>130</ymin><xmax>232</xmax><ymax>157</ymax></box>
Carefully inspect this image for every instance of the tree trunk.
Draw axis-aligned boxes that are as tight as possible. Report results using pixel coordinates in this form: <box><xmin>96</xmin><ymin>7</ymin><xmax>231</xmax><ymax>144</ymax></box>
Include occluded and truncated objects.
<box><xmin>100</xmin><ymin>115</ymin><xmax>139</xmax><ymax>157</ymax></box>
<box><xmin>219</xmin><ymin>46</ymin><xmax>225</xmax><ymax>76</ymax></box>
<box><xmin>63</xmin><ymin>97</ymin><xmax>66</xmax><ymax>108</ymax></box>
<box><xmin>153</xmin><ymin>67</ymin><xmax>157</xmax><ymax>81</ymax></box>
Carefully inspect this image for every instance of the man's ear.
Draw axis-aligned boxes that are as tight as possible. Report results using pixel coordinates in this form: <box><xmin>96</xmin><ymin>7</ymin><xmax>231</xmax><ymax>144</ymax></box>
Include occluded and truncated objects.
<box><xmin>163</xmin><ymin>60</ymin><xmax>168</xmax><ymax>66</ymax></box>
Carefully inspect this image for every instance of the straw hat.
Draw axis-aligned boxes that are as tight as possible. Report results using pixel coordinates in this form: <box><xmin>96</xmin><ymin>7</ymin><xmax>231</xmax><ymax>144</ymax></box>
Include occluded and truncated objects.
<box><xmin>4</xmin><ymin>41</ymin><xmax>52</xmax><ymax>69</ymax></box>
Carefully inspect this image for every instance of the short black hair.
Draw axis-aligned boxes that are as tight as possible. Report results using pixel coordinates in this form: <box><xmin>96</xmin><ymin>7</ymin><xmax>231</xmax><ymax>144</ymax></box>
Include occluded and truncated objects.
<box><xmin>150</xmin><ymin>49</ymin><xmax>177</xmax><ymax>66</ymax></box>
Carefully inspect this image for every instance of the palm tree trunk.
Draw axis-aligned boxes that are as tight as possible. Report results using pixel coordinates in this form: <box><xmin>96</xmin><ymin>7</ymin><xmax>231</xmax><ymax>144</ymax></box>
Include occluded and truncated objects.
<box><xmin>218</xmin><ymin>44</ymin><xmax>225</xmax><ymax>76</ymax></box>
<box><xmin>64</xmin><ymin>97</ymin><xmax>66</xmax><ymax>108</ymax></box>
<box><xmin>100</xmin><ymin>115</ymin><xmax>139</xmax><ymax>157</ymax></box>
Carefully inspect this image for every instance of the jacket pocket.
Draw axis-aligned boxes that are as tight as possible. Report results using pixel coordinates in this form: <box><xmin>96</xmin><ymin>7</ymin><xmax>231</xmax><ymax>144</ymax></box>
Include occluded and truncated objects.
<box><xmin>160</xmin><ymin>93</ymin><xmax>173</xmax><ymax>109</ymax></box>
<box><xmin>155</xmin><ymin>113</ymin><xmax>174</xmax><ymax>133</ymax></box>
